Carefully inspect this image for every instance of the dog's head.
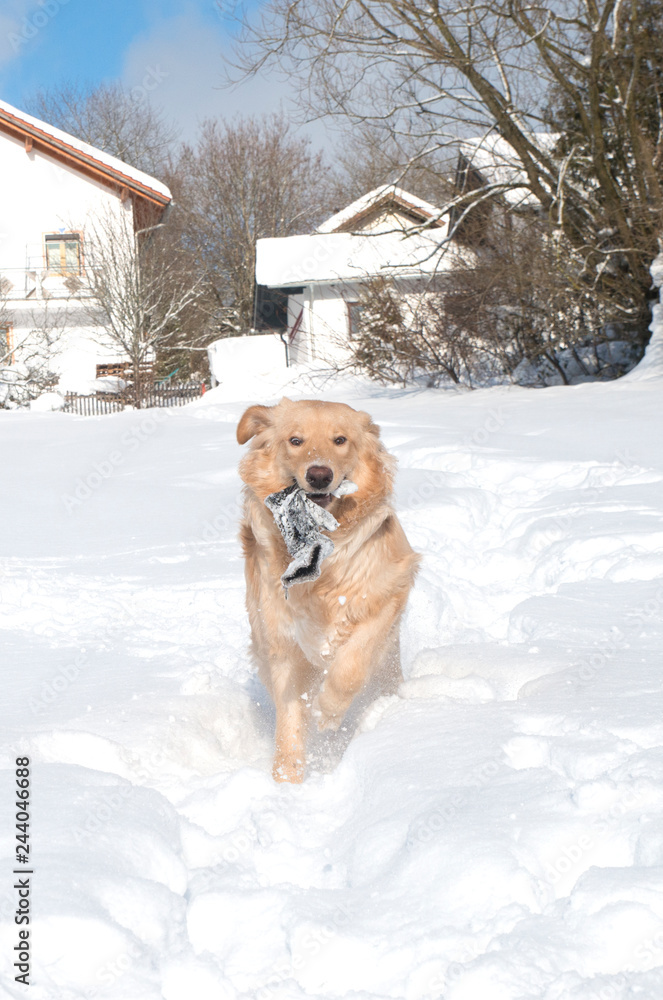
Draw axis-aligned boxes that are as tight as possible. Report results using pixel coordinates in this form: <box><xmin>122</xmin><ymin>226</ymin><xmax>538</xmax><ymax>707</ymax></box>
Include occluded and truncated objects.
<box><xmin>237</xmin><ymin>398</ymin><xmax>394</xmax><ymax>517</ymax></box>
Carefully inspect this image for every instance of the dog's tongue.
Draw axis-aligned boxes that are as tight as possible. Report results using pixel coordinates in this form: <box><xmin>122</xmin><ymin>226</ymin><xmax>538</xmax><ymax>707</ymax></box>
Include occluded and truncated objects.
<box><xmin>306</xmin><ymin>492</ymin><xmax>332</xmax><ymax>508</ymax></box>
<box><xmin>306</xmin><ymin>480</ymin><xmax>358</xmax><ymax>508</ymax></box>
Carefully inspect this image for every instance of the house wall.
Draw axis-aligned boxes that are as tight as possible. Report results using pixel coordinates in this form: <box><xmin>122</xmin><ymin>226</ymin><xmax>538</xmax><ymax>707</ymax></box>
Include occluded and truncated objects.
<box><xmin>6</xmin><ymin>304</ymin><xmax>134</xmax><ymax>393</ymax></box>
<box><xmin>0</xmin><ymin>128</ymin><xmax>135</xmax><ymax>391</ymax></box>
<box><xmin>287</xmin><ymin>277</ymin><xmax>442</xmax><ymax>365</ymax></box>
<box><xmin>289</xmin><ymin>283</ymin><xmax>361</xmax><ymax>365</ymax></box>
<box><xmin>286</xmin><ymin>293</ymin><xmax>307</xmax><ymax>362</ymax></box>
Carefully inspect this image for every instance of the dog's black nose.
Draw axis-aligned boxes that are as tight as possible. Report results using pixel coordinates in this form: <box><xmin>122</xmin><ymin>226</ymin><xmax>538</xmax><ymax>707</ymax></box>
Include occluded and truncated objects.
<box><xmin>306</xmin><ymin>465</ymin><xmax>334</xmax><ymax>491</ymax></box>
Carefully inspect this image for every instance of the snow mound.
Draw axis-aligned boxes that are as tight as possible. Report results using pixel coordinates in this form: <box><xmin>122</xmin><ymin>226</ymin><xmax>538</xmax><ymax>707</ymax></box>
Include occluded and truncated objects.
<box><xmin>625</xmin><ymin>251</ymin><xmax>663</xmax><ymax>381</ymax></box>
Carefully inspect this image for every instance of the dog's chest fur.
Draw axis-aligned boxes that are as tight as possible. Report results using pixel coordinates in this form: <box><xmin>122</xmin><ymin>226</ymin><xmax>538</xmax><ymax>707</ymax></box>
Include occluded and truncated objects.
<box><xmin>249</xmin><ymin>497</ymin><xmax>402</xmax><ymax>671</ymax></box>
<box><xmin>284</xmin><ymin>579</ymin><xmax>355</xmax><ymax>669</ymax></box>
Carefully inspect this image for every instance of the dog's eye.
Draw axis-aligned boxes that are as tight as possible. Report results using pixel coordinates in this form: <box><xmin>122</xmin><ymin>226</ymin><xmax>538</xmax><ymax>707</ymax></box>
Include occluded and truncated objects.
<box><xmin>334</xmin><ymin>436</ymin><xmax>347</xmax><ymax>445</ymax></box>
<box><xmin>289</xmin><ymin>437</ymin><xmax>303</xmax><ymax>446</ymax></box>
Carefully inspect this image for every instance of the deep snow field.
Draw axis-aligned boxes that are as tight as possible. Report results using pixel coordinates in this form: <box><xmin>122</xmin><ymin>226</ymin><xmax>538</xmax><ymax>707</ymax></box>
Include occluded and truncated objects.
<box><xmin>1</xmin><ymin>324</ymin><xmax>663</xmax><ymax>1000</ymax></box>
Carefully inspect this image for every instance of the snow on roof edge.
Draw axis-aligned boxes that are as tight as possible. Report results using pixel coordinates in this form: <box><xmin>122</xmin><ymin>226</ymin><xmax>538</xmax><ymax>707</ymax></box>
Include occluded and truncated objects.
<box><xmin>317</xmin><ymin>184</ymin><xmax>443</xmax><ymax>234</ymax></box>
<box><xmin>0</xmin><ymin>98</ymin><xmax>171</xmax><ymax>202</ymax></box>
<box><xmin>457</xmin><ymin>132</ymin><xmax>560</xmax><ymax>206</ymax></box>
<box><xmin>256</xmin><ymin>229</ymin><xmax>458</xmax><ymax>287</ymax></box>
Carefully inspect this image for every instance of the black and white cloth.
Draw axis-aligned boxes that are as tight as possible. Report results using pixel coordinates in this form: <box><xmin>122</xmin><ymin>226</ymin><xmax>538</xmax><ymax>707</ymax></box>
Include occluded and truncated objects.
<box><xmin>264</xmin><ymin>480</ymin><xmax>358</xmax><ymax>592</ymax></box>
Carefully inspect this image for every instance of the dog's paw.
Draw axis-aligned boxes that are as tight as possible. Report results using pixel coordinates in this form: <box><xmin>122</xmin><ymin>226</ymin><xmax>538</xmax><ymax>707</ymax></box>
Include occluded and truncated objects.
<box><xmin>311</xmin><ymin>694</ymin><xmax>342</xmax><ymax>733</ymax></box>
<box><xmin>272</xmin><ymin>755</ymin><xmax>304</xmax><ymax>783</ymax></box>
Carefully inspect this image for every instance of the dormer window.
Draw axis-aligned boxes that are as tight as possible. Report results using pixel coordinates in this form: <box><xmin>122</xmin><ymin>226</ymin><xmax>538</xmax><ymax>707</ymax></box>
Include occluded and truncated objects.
<box><xmin>45</xmin><ymin>232</ymin><xmax>82</xmax><ymax>275</ymax></box>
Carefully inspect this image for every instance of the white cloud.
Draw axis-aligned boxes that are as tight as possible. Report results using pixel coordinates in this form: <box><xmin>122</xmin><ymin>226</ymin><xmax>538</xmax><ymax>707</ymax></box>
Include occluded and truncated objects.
<box><xmin>120</xmin><ymin>6</ymin><xmax>332</xmax><ymax>150</ymax></box>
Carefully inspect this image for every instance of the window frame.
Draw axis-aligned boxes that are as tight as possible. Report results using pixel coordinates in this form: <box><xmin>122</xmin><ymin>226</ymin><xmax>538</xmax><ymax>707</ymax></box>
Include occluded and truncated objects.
<box><xmin>44</xmin><ymin>231</ymin><xmax>84</xmax><ymax>276</ymax></box>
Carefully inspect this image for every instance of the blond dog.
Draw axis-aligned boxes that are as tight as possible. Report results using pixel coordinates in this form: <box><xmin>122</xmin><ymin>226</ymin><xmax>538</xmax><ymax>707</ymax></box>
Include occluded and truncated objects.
<box><xmin>237</xmin><ymin>398</ymin><xmax>419</xmax><ymax>782</ymax></box>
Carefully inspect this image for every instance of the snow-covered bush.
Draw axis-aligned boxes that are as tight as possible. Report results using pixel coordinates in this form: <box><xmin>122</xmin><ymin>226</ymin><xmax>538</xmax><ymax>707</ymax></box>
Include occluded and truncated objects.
<box><xmin>347</xmin><ymin>218</ymin><xmax>646</xmax><ymax>388</ymax></box>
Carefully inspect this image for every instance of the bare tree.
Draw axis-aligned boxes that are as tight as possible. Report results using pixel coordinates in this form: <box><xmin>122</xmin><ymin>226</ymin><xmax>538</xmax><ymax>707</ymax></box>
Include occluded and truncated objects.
<box><xmin>167</xmin><ymin>114</ymin><xmax>332</xmax><ymax>337</ymax></box>
<box><xmin>237</xmin><ymin>0</ymin><xmax>663</xmax><ymax>346</ymax></box>
<box><xmin>82</xmin><ymin>208</ymin><xmax>203</xmax><ymax>407</ymax></box>
<box><xmin>28</xmin><ymin>81</ymin><xmax>177</xmax><ymax>175</ymax></box>
<box><xmin>331</xmin><ymin>128</ymin><xmax>456</xmax><ymax>207</ymax></box>
<box><xmin>342</xmin><ymin>276</ymin><xmax>481</xmax><ymax>387</ymax></box>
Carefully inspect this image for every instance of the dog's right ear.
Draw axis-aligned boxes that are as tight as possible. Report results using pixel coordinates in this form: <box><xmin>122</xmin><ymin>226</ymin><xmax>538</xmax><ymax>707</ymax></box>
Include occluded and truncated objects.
<box><xmin>237</xmin><ymin>405</ymin><xmax>273</xmax><ymax>444</ymax></box>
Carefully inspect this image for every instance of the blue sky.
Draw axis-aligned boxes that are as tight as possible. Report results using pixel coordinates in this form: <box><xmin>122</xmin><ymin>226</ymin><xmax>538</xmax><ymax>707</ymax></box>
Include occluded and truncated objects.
<box><xmin>0</xmin><ymin>0</ymin><xmax>328</xmax><ymax>147</ymax></box>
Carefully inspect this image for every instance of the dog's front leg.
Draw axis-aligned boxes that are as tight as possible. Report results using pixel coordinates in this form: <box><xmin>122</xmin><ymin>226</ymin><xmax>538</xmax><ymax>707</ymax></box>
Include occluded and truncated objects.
<box><xmin>270</xmin><ymin>655</ymin><xmax>313</xmax><ymax>783</ymax></box>
<box><xmin>312</xmin><ymin>604</ymin><xmax>402</xmax><ymax>732</ymax></box>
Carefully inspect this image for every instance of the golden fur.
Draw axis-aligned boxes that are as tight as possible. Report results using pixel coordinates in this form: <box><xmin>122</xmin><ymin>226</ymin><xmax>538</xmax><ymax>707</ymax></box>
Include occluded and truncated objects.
<box><xmin>237</xmin><ymin>397</ymin><xmax>419</xmax><ymax>782</ymax></box>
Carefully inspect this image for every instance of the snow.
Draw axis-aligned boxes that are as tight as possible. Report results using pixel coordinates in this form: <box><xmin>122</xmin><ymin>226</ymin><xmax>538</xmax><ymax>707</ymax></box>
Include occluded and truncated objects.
<box><xmin>91</xmin><ymin>378</ymin><xmax>127</xmax><ymax>396</ymax></box>
<box><xmin>1</xmin><ymin>299</ymin><xmax>663</xmax><ymax>998</ymax></box>
<box><xmin>28</xmin><ymin>392</ymin><xmax>65</xmax><ymax>412</ymax></box>
<box><xmin>255</xmin><ymin>229</ymin><xmax>458</xmax><ymax>287</ymax></box>
<box><xmin>207</xmin><ymin>334</ymin><xmax>286</xmax><ymax>385</ymax></box>
<box><xmin>459</xmin><ymin>132</ymin><xmax>559</xmax><ymax>207</ymax></box>
<box><xmin>624</xmin><ymin>256</ymin><xmax>663</xmax><ymax>382</ymax></box>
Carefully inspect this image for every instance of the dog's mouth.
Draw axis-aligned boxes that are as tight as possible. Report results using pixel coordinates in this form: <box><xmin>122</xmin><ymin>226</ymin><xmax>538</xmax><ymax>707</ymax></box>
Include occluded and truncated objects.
<box><xmin>306</xmin><ymin>492</ymin><xmax>333</xmax><ymax>508</ymax></box>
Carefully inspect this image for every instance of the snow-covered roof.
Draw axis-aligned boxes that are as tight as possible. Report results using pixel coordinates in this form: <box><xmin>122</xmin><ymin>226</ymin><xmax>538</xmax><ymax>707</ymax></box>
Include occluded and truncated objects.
<box><xmin>256</xmin><ymin>228</ymin><xmax>461</xmax><ymax>287</ymax></box>
<box><xmin>0</xmin><ymin>98</ymin><xmax>171</xmax><ymax>206</ymax></box>
<box><xmin>459</xmin><ymin>132</ymin><xmax>558</xmax><ymax>206</ymax></box>
<box><xmin>317</xmin><ymin>184</ymin><xmax>445</xmax><ymax>234</ymax></box>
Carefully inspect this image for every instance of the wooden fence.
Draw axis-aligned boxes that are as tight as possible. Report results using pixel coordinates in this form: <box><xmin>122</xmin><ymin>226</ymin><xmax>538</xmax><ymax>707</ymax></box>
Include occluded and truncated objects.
<box><xmin>64</xmin><ymin>382</ymin><xmax>205</xmax><ymax>415</ymax></box>
<box><xmin>63</xmin><ymin>394</ymin><xmax>124</xmax><ymax>416</ymax></box>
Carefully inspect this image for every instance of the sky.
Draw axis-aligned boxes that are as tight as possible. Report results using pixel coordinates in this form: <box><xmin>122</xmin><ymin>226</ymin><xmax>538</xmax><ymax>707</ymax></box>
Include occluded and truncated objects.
<box><xmin>0</xmin><ymin>0</ymin><xmax>330</xmax><ymax>149</ymax></box>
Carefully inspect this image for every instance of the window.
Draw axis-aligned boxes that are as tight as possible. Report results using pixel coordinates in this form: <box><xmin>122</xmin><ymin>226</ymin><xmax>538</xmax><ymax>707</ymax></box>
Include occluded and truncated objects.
<box><xmin>346</xmin><ymin>300</ymin><xmax>363</xmax><ymax>340</ymax></box>
<box><xmin>45</xmin><ymin>233</ymin><xmax>82</xmax><ymax>275</ymax></box>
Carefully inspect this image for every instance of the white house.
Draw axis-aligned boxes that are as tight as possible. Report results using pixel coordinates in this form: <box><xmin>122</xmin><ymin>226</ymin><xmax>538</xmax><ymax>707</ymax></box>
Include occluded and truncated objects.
<box><xmin>0</xmin><ymin>98</ymin><xmax>171</xmax><ymax>400</ymax></box>
<box><xmin>254</xmin><ymin>185</ymin><xmax>461</xmax><ymax>365</ymax></box>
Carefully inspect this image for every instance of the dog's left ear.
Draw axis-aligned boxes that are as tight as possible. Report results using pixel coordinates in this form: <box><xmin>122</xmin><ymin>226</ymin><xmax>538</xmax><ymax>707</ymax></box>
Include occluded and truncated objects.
<box><xmin>237</xmin><ymin>404</ymin><xmax>273</xmax><ymax>444</ymax></box>
<box><xmin>358</xmin><ymin>411</ymin><xmax>381</xmax><ymax>438</ymax></box>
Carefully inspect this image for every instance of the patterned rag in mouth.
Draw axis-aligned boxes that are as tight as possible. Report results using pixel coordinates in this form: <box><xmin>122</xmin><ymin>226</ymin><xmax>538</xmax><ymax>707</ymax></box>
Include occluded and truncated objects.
<box><xmin>264</xmin><ymin>480</ymin><xmax>358</xmax><ymax>592</ymax></box>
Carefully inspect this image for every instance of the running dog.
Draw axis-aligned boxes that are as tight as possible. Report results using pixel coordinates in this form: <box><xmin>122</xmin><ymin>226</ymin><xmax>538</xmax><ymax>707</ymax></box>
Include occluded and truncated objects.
<box><xmin>237</xmin><ymin>397</ymin><xmax>419</xmax><ymax>782</ymax></box>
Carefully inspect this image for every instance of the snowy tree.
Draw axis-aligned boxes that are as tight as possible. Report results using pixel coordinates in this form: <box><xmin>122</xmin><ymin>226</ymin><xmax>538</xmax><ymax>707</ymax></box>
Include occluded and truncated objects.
<box><xmin>28</xmin><ymin>81</ymin><xmax>177</xmax><ymax>176</ymax></box>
